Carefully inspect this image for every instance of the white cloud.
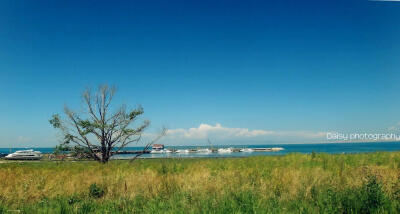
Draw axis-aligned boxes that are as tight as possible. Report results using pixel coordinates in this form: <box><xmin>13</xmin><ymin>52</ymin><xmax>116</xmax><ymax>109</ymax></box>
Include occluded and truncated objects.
<box><xmin>164</xmin><ymin>123</ymin><xmax>326</xmax><ymax>141</ymax></box>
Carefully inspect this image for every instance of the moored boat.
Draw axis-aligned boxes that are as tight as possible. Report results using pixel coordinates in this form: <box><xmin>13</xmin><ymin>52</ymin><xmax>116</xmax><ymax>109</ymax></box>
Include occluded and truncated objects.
<box><xmin>4</xmin><ymin>149</ymin><xmax>42</xmax><ymax>160</ymax></box>
<box><xmin>240</xmin><ymin>148</ymin><xmax>253</xmax><ymax>152</ymax></box>
<box><xmin>150</xmin><ymin>150</ymin><xmax>165</xmax><ymax>154</ymax></box>
<box><xmin>150</xmin><ymin>144</ymin><xmax>169</xmax><ymax>154</ymax></box>
<box><xmin>218</xmin><ymin>148</ymin><xmax>233</xmax><ymax>153</ymax></box>
<box><xmin>150</xmin><ymin>149</ymin><xmax>172</xmax><ymax>154</ymax></box>
<box><xmin>197</xmin><ymin>148</ymin><xmax>212</xmax><ymax>153</ymax></box>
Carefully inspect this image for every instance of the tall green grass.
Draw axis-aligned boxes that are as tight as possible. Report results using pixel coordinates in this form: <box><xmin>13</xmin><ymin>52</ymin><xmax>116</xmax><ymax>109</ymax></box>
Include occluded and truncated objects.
<box><xmin>0</xmin><ymin>152</ymin><xmax>400</xmax><ymax>213</ymax></box>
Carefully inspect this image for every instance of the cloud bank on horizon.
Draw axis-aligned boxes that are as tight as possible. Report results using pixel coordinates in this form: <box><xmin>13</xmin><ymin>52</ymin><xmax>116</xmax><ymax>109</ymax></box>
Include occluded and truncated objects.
<box><xmin>155</xmin><ymin>123</ymin><xmax>327</xmax><ymax>145</ymax></box>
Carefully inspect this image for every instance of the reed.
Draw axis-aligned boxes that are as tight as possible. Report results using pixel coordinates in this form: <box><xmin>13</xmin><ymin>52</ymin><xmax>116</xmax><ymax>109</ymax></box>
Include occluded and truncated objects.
<box><xmin>0</xmin><ymin>152</ymin><xmax>399</xmax><ymax>213</ymax></box>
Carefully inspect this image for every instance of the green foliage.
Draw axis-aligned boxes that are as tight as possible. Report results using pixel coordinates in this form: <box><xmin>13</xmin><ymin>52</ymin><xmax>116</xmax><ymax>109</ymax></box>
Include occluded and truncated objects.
<box><xmin>128</xmin><ymin>106</ymin><xmax>144</xmax><ymax>120</ymax></box>
<box><xmin>311</xmin><ymin>150</ymin><xmax>316</xmax><ymax>159</ymax></box>
<box><xmin>89</xmin><ymin>183</ymin><xmax>106</xmax><ymax>199</ymax></box>
<box><xmin>49</xmin><ymin>114</ymin><xmax>61</xmax><ymax>128</ymax></box>
<box><xmin>53</xmin><ymin>144</ymin><xmax>70</xmax><ymax>155</ymax></box>
<box><xmin>70</xmin><ymin>146</ymin><xmax>92</xmax><ymax>159</ymax></box>
<box><xmin>77</xmin><ymin>119</ymin><xmax>97</xmax><ymax>135</ymax></box>
<box><xmin>53</xmin><ymin>145</ymin><xmax>92</xmax><ymax>159</ymax></box>
<box><xmin>361</xmin><ymin>175</ymin><xmax>387</xmax><ymax>213</ymax></box>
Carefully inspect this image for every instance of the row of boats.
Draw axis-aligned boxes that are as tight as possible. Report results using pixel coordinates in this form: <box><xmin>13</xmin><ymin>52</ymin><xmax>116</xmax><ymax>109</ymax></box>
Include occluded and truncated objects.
<box><xmin>150</xmin><ymin>147</ymin><xmax>284</xmax><ymax>154</ymax></box>
<box><xmin>0</xmin><ymin>147</ymin><xmax>285</xmax><ymax>160</ymax></box>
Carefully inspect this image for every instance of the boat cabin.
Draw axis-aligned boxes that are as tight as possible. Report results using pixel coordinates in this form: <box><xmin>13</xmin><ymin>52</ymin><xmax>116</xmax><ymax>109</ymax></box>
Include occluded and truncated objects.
<box><xmin>152</xmin><ymin>144</ymin><xmax>164</xmax><ymax>150</ymax></box>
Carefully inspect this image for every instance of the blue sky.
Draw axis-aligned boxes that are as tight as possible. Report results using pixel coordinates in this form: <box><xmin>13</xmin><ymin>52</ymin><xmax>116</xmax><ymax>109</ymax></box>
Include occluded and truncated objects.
<box><xmin>1</xmin><ymin>0</ymin><xmax>400</xmax><ymax>147</ymax></box>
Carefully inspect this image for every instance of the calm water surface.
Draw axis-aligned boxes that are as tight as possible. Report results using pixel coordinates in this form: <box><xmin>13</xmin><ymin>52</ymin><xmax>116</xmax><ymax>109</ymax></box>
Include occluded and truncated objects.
<box><xmin>1</xmin><ymin>142</ymin><xmax>400</xmax><ymax>159</ymax></box>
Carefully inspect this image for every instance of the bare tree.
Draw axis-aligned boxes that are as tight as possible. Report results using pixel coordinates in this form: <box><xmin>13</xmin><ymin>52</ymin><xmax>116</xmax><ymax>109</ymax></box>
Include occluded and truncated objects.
<box><xmin>49</xmin><ymin>85</ymin><xmax>163</xmax><ymax>163</ymax></box>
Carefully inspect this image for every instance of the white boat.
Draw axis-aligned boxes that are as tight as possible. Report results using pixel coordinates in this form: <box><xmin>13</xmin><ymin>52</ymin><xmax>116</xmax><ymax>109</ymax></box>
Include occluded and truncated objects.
<box><xmin>176</xmin><ymin>149</ymin><xmax>189</xmax><ymax>153</ymax></box>
<box><xmin>218</xmin><ymin>148</ymin><xmax>233</xmax><ymax>153</ymax></box>
<box><xmin>5</xmin><ymin>149</ymin><xmax>42</xmax><ymax>160</ymax></box>
<box><xmin>240</xmin><ymin>148</ymin><xmax>253</xmax><ymax>152</ymax></box>
<box><xmin>150</xmin><ymin>149</ymin><xmax>172</xmax><ymax>154</ymax></box>
<box><xmin>271</xmin><ymin>147</ymin><xmax>284</xmax><ymax>151</ymax></box>
<box><xmin>197</xmin><ymin>148</ymin><xmax>212</xmax><ymax>153</ymax></box>
<box><xmin>150</xmin><ymin>149</ymin><xmax>165</xmax><ymax>154</ymax></box>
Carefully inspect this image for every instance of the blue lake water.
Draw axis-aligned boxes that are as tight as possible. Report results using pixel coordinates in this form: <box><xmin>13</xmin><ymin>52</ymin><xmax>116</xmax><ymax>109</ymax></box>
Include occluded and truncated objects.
<box><xmin>1</xmin><ymin>142</ymin><xmax>400</xmax><ymax>159</ymax></box>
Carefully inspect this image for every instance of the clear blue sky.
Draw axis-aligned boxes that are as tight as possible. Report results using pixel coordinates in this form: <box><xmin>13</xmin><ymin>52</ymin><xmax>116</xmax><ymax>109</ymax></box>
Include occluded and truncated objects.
<box><xmin>1</xmin><ymin>0</ymin><xmax>400</xmax><ymax>147</ymax></box>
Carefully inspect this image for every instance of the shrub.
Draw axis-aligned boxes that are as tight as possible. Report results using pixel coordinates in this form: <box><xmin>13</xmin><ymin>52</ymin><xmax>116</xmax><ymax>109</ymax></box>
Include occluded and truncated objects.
<box><xmin>361</xmin><ymin>175</ymin><xmax>387</xmax><ymax>213</ymax></box>
<box><xmin>89</xmin><ymin>183</ymin><xmax>106</xmax><ymax>198</ymax></box>
<box><xmin>311</xmin><ymin>151</ymin><xmax>316</xmax><ymax>159</ymax></box>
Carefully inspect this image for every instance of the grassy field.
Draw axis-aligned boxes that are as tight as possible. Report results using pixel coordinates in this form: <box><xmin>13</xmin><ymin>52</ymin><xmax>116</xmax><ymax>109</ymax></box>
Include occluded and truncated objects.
<box><xmin>0</xmin><ymin>152</ymin><xmax>400</xmax><ymax>213</ymax></box>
